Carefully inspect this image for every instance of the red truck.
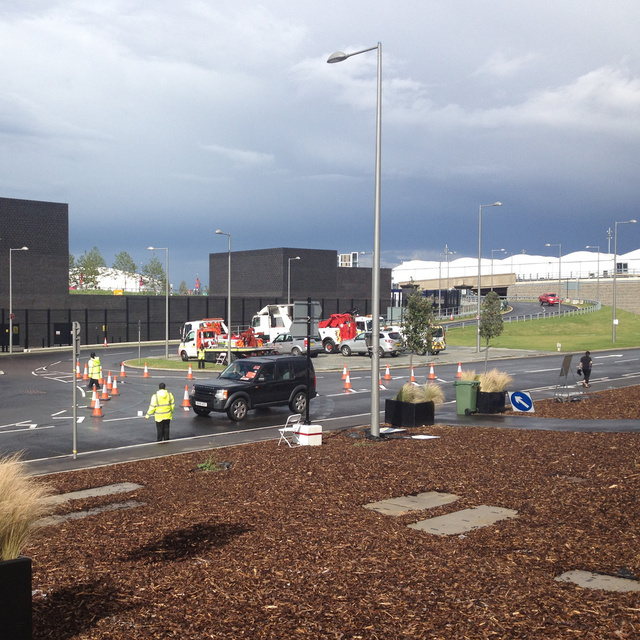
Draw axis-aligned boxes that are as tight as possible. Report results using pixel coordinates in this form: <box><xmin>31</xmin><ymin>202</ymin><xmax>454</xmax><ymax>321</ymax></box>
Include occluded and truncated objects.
<box><xmin>539</xmin><ymin>292</ymin><xmax>560</xmax><ymax>306</ymax></box>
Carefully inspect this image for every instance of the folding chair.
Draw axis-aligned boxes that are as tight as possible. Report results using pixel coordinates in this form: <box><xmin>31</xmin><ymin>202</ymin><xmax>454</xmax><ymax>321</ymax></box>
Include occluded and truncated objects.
<box><xmin>277</xmin><ymin>414</ymin><xmax>302</xmax><ymax>447</ymax></box>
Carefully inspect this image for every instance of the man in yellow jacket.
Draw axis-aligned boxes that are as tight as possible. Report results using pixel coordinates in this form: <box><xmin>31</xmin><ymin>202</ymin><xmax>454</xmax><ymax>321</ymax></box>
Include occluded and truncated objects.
<box><xmin>145</xmin><ymin>382</ymin><xmax>175</xmax><ymax>442</ymax></box>
<box><xmin>87</xmin><ymin>352</ymin><xmax>101</xmax><ymax>390</ymax></box>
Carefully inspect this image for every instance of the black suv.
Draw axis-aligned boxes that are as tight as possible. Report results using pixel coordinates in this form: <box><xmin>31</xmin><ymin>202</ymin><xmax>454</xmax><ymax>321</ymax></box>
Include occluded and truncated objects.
<box><xmin>189</xmin><ymin>355</ymin><xmax>317</xmax><ymax>421</ymax></box>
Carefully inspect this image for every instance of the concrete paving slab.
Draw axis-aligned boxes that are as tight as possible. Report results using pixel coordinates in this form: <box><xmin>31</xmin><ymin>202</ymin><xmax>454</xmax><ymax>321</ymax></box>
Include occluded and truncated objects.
<box><xmin>364</xmin><ymin>491</ymin><xmax>459</xmax><ymax>516</ymax></box>
<box><xmin>37</xmin><ymin>500</ymin><xmax>145</xmax><ymax>527</ymax></box>
<box><xmin>555</xmin><ymin>570</ymin><xmax>640</xmax><ymax>592</ymax></box>
<box><xmin>42</xmin><ymin>482</ymin><xmax>144</xmax><ymax>506</ymax></box>
<box><xmin>408</xmin><ymin>505</ymin><xmax>518</xmax><ymax>535</ymax></box>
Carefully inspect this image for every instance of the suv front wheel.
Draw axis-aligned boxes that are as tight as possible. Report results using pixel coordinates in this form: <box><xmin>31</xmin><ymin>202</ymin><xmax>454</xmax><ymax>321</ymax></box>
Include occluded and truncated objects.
<box><xmin>227</xmin><ymin>397</ymin><xmax>248</xmax><ymax>421</ymax></box>
<box><xmin>289</xmin><ymin>391</ymin><xmax>307</xmax><ymax>414</ymax></box>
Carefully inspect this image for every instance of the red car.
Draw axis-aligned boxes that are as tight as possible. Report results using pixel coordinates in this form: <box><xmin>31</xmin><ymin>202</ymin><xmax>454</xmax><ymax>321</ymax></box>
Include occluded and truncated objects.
<box><xmin>539</xmin><ymin>292</ymin><xmax>560</xmax><ymax>306</ymax></box>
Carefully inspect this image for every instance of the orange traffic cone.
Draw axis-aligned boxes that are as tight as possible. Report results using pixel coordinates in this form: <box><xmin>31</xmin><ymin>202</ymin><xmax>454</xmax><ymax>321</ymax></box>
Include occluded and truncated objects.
<box><xmin>111</xmin><ymin>376</ymin><xmax>119</xmax><ymax>396</ymax></box>
<box><xmin>456</xmin><ymin>362</ymin><xmax>462</xmax><ymax>379</ymax></box>
<box><xmin>429</xmin><ymin>363</ymin><xmax>436</xmax><ymax>380</ymax></box>
<box><xmin>342</xmin><ymin>364</ymin><xmax>348</xmax><ymax>380</ymax></box>
<box><xmin>450</xmin><ymin>314</ymin><xmax>454</xmax><ymax>321</ymax></box>
<box><xmin>83</xmin><ymin>364</ymin><xmax>89</xmax><ymax>381</ymax></box>
<box><xmin>187</xmin><ymin>364</ymin><xmax>194</xmax><ymax>380</ymax></box>
<box><xmin>343</xmin><ymin>371</ymin><xmax>353</xmax><ymax>392</ymax></box>
<box><xmin>379</xmin><ymin>374</ymin><xmax>386</xmax><ymax>390</ymax></box>
<box><xmin>103</xmin><ymin>337</ymin><xmax>108</xmax><ymax>347</ymax></box>
<box><xmin>99</xmin><ymin>367</ymin><xmax>104</xmax><ymax>385</ymax></box>
<box><xmin>120</xmin><ymin>361</ymin><xmax>127</xmax><ymax>378</ymax></box>
<box><xmin>384</xmin><ymin>364</ymin><xmax>391</xmax><ymax>380</ymax></box>
<box><xmin>182</xmin><ymin>385</ymin><xmax>190</xmax><ymax>411</ymax></box>
<box><xmin>100</xmin><ymin>382</ymin><xmax>109</xmax><ymax>401</ymax></box>
<box><xmin>106</xmin><ymin>371</ymin><xmax>113</xmax><ymax>391</ymax></box>
<box><xmin>143</xmin><ymin>363</ymin><xmax>149</xmax><ymax>378</ymax></box>
<box><xmin>410</xmin><ymin>366</ymin><xmax>416</xmax><ymax>384</ymax></box>
<box><xmin>90</xmin><ymin>385</ymin><xmax>98</xmax><ymax>408</ymax></box>
<box><xmin>92</xmin><ymin>396</ymin><xmax>103</xmax><ymax>417</ymax></box>
<box><xmin>76</xmin><ymin>360</ymin><xmax>82</xmax><ymax>379</ymax></box>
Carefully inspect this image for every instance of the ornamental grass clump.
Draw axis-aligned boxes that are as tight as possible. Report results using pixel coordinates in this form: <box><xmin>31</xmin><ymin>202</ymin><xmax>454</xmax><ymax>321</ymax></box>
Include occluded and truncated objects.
<box><xmin>477</xmin><ymin>369</ymin><xmax>513</xmax><ymax>393</ymax></box>
<box><xmin>394</xmin><ymin>382</ymin><xmax>445</xmax><ymax>405</ymax></box>
<box><xmin>0</xmin><ymin>454</ymin><xmax>50</xmax><ymax>561</ymax></box>
<box><xmin>459</xmin><ymin>369</ymin><xmax>477</xmax><ymax>382</ymax></box>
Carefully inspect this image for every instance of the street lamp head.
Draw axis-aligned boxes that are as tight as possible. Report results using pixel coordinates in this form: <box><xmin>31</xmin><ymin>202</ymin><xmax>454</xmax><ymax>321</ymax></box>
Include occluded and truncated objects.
<box><xmin>327</xmin><ymin>51</ymin><xmax>348</xmax><ymax>64</ymax></box>
<box><xmin>147</xmin><ymin>246</ymin><xmax>154</xmax><ymax>251</ymax></box>
<box><xmin>493</xmin><ymin>202</ymin><xmax>502</xmax><ymax>206</ymax></box>
<box><xmin>215</xmin><ymin>229</ymin><xmax>223</xmax><ymax>235</ymax></box>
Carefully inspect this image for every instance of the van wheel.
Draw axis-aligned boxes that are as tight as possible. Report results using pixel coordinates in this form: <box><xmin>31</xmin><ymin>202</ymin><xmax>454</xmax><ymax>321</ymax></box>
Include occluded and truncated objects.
<box><xmin>227</xmin><ymin>398</ymin><xmax>248</xmax><ymax>421</ymax></box>
<box><xmin>193</xmin><ymin>407</ymin><xmax>210</xmax><ymax>417</ymax></box>
<box><xmin>290</xmin><ymin>391</ymin><xmax>307</xmax><ymax>414</ymax></box>
<box><xmin>180</xmin><ymin>351</ymin><xmax>189</xmax><ymax>362</ymax></box>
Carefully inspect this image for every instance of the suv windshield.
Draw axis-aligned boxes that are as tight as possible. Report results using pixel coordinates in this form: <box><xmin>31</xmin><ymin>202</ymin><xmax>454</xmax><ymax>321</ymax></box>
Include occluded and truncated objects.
<box><xmin>220</xmin><ymin>360</ymin><xmax>262</xmax><ymax>380</ymax></box>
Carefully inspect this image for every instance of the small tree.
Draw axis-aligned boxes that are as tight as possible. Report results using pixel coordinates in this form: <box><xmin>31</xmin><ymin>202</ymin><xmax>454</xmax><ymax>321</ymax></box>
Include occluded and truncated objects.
<box><xmin>480</xmin><ymin>291</ymin><xmax>504</xmax><ymax>371</ymax></box>
<box><xmin>403</xmin><ymin>288</ymin><xmax>436</xmax><ymax>372</ymax></box>
<box><xmin>113</xmin><ymin>251</ymin><xmax>137</xmax><ymax>291</ymax></box>
<box><xmin>179</xmin><ymin>280</ymin><xmax>188</xmax><ymax>295</ymax></box>
<box><xmin>69</xmin><ymin>254</ymin><xmax>81</xmax><ymax>289</ymax></box>
<box><xmin>76</xmin><ymin>246</ymin><xmax>106</xmax><ymax>289</ymax></box>
<box><xmin>142</xmin><ymin>255</ymin><xmax>166</xmax><ymax>295</ymax></box>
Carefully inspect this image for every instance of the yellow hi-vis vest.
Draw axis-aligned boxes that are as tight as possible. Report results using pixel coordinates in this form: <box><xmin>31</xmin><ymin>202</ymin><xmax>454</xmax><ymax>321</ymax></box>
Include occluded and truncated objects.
<box><xmin>88</xmin><ymin>357</ymin><xmax>101</xmax><ymax>379</ymax></box>
<box><xmin>146</xmin><ymin>389</ymin><xmax>175</xmax><ymax>422</ymax></box>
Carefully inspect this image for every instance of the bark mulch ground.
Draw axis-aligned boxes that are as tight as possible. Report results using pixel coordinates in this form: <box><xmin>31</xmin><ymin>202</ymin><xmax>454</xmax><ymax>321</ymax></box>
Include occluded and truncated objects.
<box><xmin>29</xmin><ymin>386</ymin><xmax>640</xmax><ymax>639</ymax></box>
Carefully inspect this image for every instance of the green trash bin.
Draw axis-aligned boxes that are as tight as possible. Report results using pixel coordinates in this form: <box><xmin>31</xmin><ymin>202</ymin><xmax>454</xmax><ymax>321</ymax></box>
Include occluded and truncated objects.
<box><xmin>453</xmin><ymin>380</ymin><xmax>480</xmax><ymax>416</ymax></box>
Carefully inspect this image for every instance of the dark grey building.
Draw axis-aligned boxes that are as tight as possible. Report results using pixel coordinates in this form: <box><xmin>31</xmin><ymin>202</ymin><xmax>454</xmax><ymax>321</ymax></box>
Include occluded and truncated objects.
<box><xmin>0</xmin><ymin>197</ymin><xmax>69</xmax><ymax>307</ymax></box>
<box><xmin>209</xmin><ymin>247</ymin><xmax>392</xmax><ymax>316</ymax></box>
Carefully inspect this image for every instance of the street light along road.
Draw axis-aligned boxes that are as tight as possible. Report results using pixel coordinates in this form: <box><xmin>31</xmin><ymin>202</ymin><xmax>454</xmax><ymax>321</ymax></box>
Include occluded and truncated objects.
<box><xmin>328</xmin><ymin>43</ymin><xmax>383</xmax><ymax>437</ymax></box>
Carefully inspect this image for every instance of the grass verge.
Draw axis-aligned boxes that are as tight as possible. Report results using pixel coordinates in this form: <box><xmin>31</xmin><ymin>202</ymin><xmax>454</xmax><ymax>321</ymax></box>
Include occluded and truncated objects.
<box><xmin>446</xmin><ymin>306</ymin><xmax>640</xmax><ymax>351</ymax></box>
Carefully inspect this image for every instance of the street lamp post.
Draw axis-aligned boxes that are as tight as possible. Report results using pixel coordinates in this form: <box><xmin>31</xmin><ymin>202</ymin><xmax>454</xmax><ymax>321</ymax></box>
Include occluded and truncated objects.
<box><xmin>491</xmin><ymin>248</ymin><xmax>506</xmax><ymax>291</ymax></box>
<box><xmin>444</xmin><ymin>245</ymin><xmax>456</xmax><ymax>317</ymax></box>
<box><xmin>328</xmin><ymin>42</ymin><xmax>382</xmax><ymax>437</ymax></box>
<box><xmin>477</xmin><ymin>202</ymin><xmax>502</xmax><ymax>352</ymax></box>
<box><xmin>9</xmin><ymin>247</ymin><xmax>28</xmax><ymax>354</ymax></box>
<box><xmin>585</xmin><ymin>245</ymin><xmax>600</xmax><ymax>304</ymax></box>
<box><xmin>612</xmin><ymin>219</ymin><xmax>637</xmax><ymax>342</ymax></box>
<box><xmin>287</xmin><ymin>256</ymin><xmax>300</xmax><ymax>305</ymax></box>
<box><xmin>216</xmin><ymin>230</ymin><xmax>232</xmax><ymax>364</ymax></box>
<box><xmin>545</xmin><ymin>243</ymin><xmax>562</xmax><ymax>318</ymax></box>
<box><xmin>147</xmin><ymin>246</ymin><xmax>169</xmax><ymax>359</ymax></box>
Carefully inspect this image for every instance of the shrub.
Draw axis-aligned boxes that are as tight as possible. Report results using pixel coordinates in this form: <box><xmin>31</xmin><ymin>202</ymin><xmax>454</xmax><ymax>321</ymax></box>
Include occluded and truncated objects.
<box><xmin>477</xmin><ymin>369</ymin><xmax>513</xmax><ymax>393</ymax></box>
<box><xmin>459</xmin><ymin>369</ymin><xmax>477</xmax><ymax>382</ymax></box>
<box><xmin>0</xmin><ymin>454</ymin><xmax>50</xmax><ymax>560</ymax></box>
<box><xmin>394</xmin><ymin>382</ymin><xmax>444</xmax><ymax>405</ymax></box>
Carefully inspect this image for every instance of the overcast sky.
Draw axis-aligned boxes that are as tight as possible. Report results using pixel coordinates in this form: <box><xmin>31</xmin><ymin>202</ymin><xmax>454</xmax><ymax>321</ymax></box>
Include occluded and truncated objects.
<box><xmin>2</xmin><ymin>1</ymin><xmax>640</xmax><ymax>288</ymax></box>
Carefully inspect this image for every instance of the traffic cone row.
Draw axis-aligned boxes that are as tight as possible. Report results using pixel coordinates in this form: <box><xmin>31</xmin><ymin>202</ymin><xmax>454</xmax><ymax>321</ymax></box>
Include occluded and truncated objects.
<box><xmin>182</xmin><ymin>385</ymin><xmax>191</xmax><ymax>411</ymax></box>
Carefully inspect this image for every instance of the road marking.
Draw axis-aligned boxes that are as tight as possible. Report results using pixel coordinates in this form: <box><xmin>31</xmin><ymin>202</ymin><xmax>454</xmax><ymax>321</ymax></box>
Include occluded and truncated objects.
<box><xmin>595</xmin><ymin>354</ymin><xmax>623</xmax><ymax>359</ymax></box>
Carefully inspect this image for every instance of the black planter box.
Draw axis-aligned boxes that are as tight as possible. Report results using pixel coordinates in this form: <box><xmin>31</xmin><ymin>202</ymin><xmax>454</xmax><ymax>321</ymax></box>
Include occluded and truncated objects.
<box><xmin>384</xmin><ymin>399</ymin><xmax>435</xmax><ymax>428</ymax></box>
<box><xmin>0</xmin><ymin>555</ymin><xmax>32</xmax><ymax>640</ymax></box>
<box><xmin>476</xmin><ymin>390</ymin><xmax>507</xmax><ymax>414</ymax></box>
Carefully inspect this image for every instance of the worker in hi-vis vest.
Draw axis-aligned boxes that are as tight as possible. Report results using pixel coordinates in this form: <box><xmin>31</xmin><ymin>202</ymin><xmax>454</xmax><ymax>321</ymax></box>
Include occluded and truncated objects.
<box><xmin>87</xmin><ymin>352</ymin><xmax>101</xmax><ymax>390</ymax></box>
<box><xmin>145</xmin><ymin>382</ymin><xmax>175</xmax><ymax>442</ymax></box>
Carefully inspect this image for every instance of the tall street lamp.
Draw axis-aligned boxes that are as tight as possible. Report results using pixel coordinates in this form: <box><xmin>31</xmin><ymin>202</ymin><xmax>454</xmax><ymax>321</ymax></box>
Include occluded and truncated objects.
<box><xmin>477</xmin><ymin>202</ymin><xmax>502</xmax><ymax>352</ymax></box>
<box><xmin>545</xmin><ymin>243</ymin><xmax>562</xmax><ymax>318</ymax></box>
<box><xmin>612</xmin><ymin>219</ymin><xmax>637</xmax><ymax>342</ymax></box>
<box><xmin>9</xmin><ymin>246</ymin><xmax>28</xmax><ymax>354</ymax></box>
<box><xmin>444</xmin><ymin>245</ymin><xmax>456</xmax><ymax>317</ymax></box>
<box><xmin>216</xmin><ymin>230</ymin><xmax>232</xmax><ymax>364</ymax></box>
<box><xmin>585</xmin><ymin>245</ymin><xmax>600</xmax><ymax>304</ymax></box>
<box><xmin>328</xmin><ymin>42</ymin><xmax>382</xmax><ymax>437</ymax></box>
<box><xmin>491</xmin><ymin>248</ymin><xmax>506</xmax><ymax>291</ymax></box>
<box><xmin>147</xmin><ymin>246</ymin><xmax>169</xmax><ymax>359</ymax></box>
<box><xmin>287</xmin><ymin>256</ymin><xmax>300</xmax><ymax>305</ymax></box>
